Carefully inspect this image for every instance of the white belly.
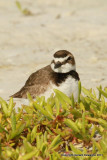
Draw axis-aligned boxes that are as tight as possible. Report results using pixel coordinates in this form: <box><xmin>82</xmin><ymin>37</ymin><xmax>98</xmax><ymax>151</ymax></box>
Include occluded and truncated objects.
<box><xmin>40</xmin><ymin>76</ymin><xmax>79</xmax><ymax>100</ymax></box>
<box><xmin>8</xmin><ymin>77</ymin><xmax>78</xmax><ymax>112</ymax></box>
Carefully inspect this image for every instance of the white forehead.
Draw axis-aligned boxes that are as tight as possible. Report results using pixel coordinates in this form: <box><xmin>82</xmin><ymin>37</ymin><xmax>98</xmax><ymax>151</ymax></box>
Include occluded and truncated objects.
<box><xmin>53</xmin><ymin>55</ymin><xmax>69</xmax><ymax>63</ymax></box>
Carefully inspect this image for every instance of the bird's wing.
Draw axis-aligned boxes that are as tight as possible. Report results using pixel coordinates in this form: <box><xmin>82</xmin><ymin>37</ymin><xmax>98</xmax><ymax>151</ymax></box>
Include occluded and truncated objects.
<box><xmin>11</xmin><ymin>65</ymin><xmax>51</xmax><ymax>98</ymax></box>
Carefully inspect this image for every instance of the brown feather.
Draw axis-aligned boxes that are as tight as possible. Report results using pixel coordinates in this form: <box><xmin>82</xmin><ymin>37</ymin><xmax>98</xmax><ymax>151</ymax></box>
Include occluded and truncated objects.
<box><xmin>11</xmin><ymin>65</ymin><xmax>79</xmax><ymax>99</ymax></box>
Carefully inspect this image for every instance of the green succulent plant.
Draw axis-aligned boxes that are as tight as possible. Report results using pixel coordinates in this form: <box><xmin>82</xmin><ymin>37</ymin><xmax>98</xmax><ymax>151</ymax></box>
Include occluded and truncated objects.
<box><xmin>0</xmin><ymin>81</ymin><xmax>107</xmax><ymax>160</ymax></box>
<box><xmin>16</xmin><ymin>1</ymin><xmax>33</xmax><ymax>16</ymax></box>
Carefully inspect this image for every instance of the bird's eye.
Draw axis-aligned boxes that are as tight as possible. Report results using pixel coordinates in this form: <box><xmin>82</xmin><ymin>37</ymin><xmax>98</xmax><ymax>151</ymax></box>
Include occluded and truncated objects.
<box><xmin>67</xmin><ymin>57</ymin><xmax>72</xmax><ymax>61</ymax></box>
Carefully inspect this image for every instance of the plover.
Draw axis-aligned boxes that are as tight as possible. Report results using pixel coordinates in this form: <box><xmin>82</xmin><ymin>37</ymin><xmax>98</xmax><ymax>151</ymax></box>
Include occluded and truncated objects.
<box><xmin>12</xmin><ymin>50</ymin><xmax>80</xmax><ymax>100</ymax></box>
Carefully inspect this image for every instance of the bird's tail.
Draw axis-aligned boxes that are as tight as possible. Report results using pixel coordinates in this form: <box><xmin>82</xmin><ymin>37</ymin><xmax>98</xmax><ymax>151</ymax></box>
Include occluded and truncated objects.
<box><xmin>11</xmin><ymin>91</ymin><xmax>22</xmax><ymax>98</ymax></box>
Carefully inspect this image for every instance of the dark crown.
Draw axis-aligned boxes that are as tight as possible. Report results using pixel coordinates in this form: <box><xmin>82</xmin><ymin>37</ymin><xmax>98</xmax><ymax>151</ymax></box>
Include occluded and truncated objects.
<box><xmin>54</xmin><ymin>50</ymin><xmax>72</xmax><ymax>58</ymax></box>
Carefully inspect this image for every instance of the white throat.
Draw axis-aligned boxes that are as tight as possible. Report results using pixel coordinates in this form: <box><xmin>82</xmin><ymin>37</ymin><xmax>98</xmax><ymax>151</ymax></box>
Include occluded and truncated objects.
<box><xmin>51</xmin><ymin>63</ymin><xmax>76</xmax><ymax>73</ymax></box>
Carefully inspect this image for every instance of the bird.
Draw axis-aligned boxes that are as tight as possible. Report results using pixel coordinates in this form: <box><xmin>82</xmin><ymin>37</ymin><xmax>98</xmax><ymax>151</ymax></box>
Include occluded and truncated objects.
<box><xmin>11</xmin><ymin>50</ymin><xmax>80</xmax><ymax>100</ymax></box>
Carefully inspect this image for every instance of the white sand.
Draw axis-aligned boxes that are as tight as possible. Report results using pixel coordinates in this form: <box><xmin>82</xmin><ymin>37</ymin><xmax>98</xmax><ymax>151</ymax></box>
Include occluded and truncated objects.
<box><xmin>0</xmin><ymin>0</ymin><xmax>107</xmax><ymax>99</ymax></box>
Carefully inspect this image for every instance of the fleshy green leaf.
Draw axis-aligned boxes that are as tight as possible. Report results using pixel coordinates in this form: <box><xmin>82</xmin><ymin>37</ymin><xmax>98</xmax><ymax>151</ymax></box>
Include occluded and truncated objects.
<box><xmin>78</xmin><ymin>80</ymin><xmax>81</xmax><ymax>103</ymax></box>
<box><xmin>64</xmin><ymin>119</ymin><xmax>80</xmax><ymax>133</ymax></box>
<box><xmin>54</xmin><ymin>89</ymin><xmax>72</xmax><ymax>105</ymax></box>
<box><xmin>11</xmin><ymin>111</ymin><xmax>16</xmax><ymax>131</ymax></box>
<box><xmin>97</xmin><ymin>87</ymin><xmax>107</xmax><ymax>98</ymax></box>
<box><xmin>49</xmin><ymin>135</ymin><xmax>61</xmax><ymax>149</ymax></box>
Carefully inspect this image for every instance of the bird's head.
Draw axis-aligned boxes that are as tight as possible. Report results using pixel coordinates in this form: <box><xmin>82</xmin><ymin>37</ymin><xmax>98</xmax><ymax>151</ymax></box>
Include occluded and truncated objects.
<box><xmin>51</xmin><ymin>50</ymin><xmax>76</xmax><ymax>73</ymax></box>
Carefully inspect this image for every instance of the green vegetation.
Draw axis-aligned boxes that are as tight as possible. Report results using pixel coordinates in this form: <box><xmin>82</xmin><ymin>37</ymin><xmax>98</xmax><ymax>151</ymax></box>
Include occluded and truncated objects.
<box><xmin>16</xmin><ymin>1</ymin><xmax>32</xmax><ymax>16</ymax></box>
<box><xmin>0</xmin><ymin>82</ymin><xmax>107</xmax><ymax>160</ymax></box>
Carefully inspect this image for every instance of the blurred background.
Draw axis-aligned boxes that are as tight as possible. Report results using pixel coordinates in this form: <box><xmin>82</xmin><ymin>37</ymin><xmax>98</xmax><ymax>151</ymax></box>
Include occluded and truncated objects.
<box><xmin>0</xmin><ymin>0</ymin><xmax>107</xmax><ymax>99</ymax></box>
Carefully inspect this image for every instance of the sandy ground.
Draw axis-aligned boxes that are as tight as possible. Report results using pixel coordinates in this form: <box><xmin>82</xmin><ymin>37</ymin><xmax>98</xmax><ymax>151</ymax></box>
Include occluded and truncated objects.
<box><xmin>0</xmin><ymin>0</ymin><xmax>107</xmax><ymax>100</ymax></box>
